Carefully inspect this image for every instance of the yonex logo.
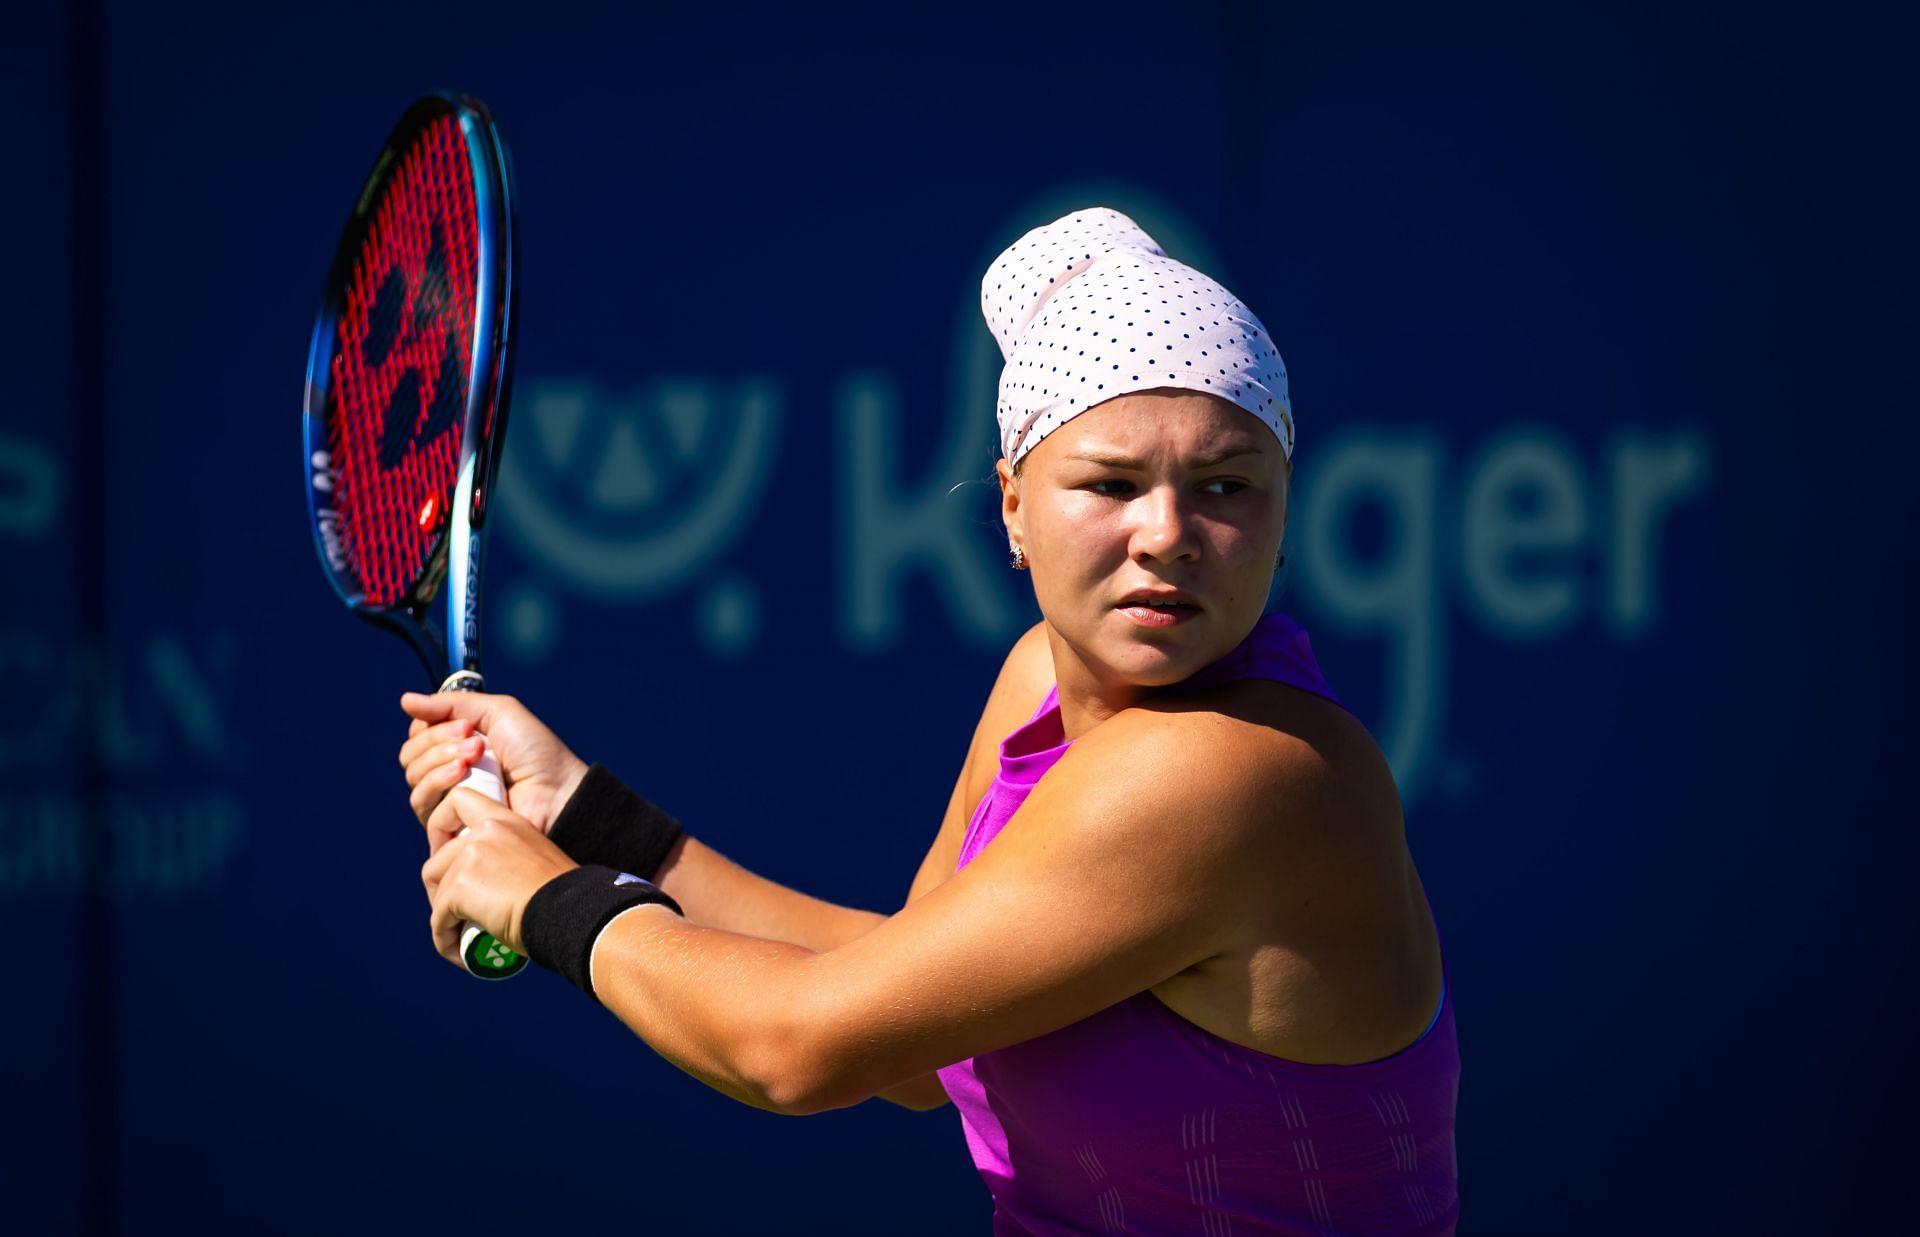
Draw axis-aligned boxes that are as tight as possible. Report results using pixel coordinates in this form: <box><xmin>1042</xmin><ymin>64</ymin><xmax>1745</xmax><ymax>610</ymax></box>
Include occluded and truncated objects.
<box><xmin>361</xmin><ymin>226</ymin><xmax>466</xmax><ymax>470</ymax></box>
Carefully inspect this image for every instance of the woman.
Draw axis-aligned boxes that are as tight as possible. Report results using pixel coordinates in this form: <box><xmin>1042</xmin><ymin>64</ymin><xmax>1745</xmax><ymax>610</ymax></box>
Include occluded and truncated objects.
<box><xmin>399</xmin><ymin>208</ymin><xmax>1459</xmax><ymax>1234</ymax></box>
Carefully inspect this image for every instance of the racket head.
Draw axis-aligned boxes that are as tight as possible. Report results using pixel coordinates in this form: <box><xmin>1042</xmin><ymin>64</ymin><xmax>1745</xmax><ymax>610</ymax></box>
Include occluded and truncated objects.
<box><xmin>303</xmin><ymin>92</ymin><xmax>518</xmax><ymax>685</ymax></box>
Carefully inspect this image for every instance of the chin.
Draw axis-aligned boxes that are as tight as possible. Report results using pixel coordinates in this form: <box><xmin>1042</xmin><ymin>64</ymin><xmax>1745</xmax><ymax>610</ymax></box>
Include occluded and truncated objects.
<box><xmin>1097</xmin><ymin>630</ymin><xmax>1216</xmax><ymax>687</ymax></box>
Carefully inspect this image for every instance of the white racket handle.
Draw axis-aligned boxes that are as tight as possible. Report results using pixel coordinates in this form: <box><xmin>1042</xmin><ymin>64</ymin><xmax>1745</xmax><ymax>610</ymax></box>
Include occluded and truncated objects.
<box><xmin>458</xmin><ymin>746</ymin><xmax>506</xmax><ymax>804</ymax></box>
<box><xmin>454</xmin><ymin>741</ymin><xmax>527</xmax><ymax>979</ymax></box>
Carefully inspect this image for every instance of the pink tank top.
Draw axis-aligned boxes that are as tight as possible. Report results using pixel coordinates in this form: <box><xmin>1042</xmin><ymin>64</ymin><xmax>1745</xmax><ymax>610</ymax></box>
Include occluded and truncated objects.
<box><xmin>935</xmin><ymin>611</ymin><xmax>1460</xmax><ymax>1235</ymax></box>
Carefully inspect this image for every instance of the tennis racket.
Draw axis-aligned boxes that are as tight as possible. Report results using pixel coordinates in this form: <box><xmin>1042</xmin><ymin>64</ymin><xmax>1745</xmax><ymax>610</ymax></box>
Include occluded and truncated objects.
<box><xmin>302</xmin><ymin>92</ymin><xmax>525</xmax><ymax>979</ymax></box>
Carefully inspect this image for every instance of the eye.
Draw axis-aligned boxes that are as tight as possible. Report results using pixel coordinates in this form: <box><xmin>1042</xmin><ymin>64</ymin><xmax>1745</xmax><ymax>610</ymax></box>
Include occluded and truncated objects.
<box><xmin>1200</xmin><ymin>478</ymin><xmax>1248</xmax><ymax>496</ymax></box>
<box><xmin>1084</xmin><ymin>478</ymin><xmax>1136</xmax><ymax>496</ymax></box>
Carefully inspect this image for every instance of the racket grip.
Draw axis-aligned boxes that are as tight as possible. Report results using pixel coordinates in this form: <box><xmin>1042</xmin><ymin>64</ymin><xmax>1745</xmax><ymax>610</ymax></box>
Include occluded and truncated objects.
<box><xmin>454</xmin><ymin>743</ymin><xmax>529</xmax><ymax>980</ymax></box>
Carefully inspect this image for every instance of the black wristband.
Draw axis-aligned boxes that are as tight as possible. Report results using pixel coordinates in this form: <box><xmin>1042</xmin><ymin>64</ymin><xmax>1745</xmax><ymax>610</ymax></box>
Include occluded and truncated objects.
<box><xmin>547</xmin><ymin>764</ymin><xmax>686</xmax><ymax>881</ymax></box>
<box><xmin>520</xmin><ymin>864</ymin><xmax>683</xmax><ymax>1000</ymax></box>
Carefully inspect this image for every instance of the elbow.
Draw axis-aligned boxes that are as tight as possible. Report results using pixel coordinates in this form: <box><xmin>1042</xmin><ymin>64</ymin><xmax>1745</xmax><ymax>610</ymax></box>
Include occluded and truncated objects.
<box><xmin>739</xmin><ymin>1002</ymin><xmax>904</xmax><ymax>1116</ymax></box>
<box><xmin>744</xmin><ymin>1040</ymin><xmax>867</xmax><ymax>1117</ymax></box>
<box><xmin>731</xmin><ymin>963</ymin><xmax>917</xmax><ymax>1116</ymax></box>
<box><xmin>735</xmin><ymin>1015</ymin><xmax>868</xmax><ymax>1117</ymax></box>
<box><xmin>762</xmin><ymin>1079</ymin><xmax>847</xmax><ymax>1118</ymax></box>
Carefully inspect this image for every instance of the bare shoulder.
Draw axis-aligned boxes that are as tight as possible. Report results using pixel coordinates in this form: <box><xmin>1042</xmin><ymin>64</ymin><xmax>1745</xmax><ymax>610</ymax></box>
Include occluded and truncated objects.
<box><xmin>967</xmin><ymin>622</ymin><xmax>1056</xmax><ymax>784</ymax></box>
<box><xmin>1202</xmin><ymin>677</ymin><xmax>1405</xmax><ymax>843</ymax></box>
<box><xmin>1073</xmin><ymin>681</ymin><xmax>1441</xmax><ymax>1064</ymax></box>
<box><xmin>958</xmin><ymin>623</ymin><xmax>1051</xmax><ymax>762</ymax></box>
<box><xmin>989</xmin><ymin>621</ymin><xmax>1055</xmax><ymax>718</ymax></box>
<box><xmin>903</xmin><ymin>622</ymin><xmax>1056</xmax><ymax>905</ymax></box>
<box><xmin>975</xmin><ymin>677</ymin><xmax>1414</xmax><ymax>994</ymax></box>
<box><xmin>1068</xmin><ymin>677</ymin><xmax>1403</xmax><ymax>856</ymax></box>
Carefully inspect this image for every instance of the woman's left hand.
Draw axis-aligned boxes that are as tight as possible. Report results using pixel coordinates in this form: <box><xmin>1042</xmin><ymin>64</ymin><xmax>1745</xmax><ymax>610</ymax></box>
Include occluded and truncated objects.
<box><xmin>421</xmin><ymin>788</ymin><xmax>578</xmax><ymax>965</ymax></box>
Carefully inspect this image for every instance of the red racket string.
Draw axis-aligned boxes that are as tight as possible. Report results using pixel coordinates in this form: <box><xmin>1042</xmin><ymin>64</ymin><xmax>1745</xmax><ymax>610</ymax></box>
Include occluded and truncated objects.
<box><xmin>325</xmin><ymin>115</ymin><xmax>480</xmax><ymax>606</ymax></box>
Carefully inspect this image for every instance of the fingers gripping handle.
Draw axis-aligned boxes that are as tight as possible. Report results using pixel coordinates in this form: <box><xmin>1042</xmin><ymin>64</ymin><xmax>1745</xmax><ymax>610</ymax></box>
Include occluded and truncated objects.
<box><xmin>454</xmin><ymin>740</ymin><xmax>528</xmax><ymax>979</ymax></box>
<box><xmin>436</xmin><ymin>670</ymin><xmax>526</xmax><ymax>979</ymax></box>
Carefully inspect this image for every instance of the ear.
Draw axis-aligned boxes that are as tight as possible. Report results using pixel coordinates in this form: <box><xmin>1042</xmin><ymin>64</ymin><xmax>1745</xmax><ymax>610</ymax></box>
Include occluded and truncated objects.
<box><xmin>996</xmin><ymin>457</ymin><xmax>1023</xmax><ymax>550</ymax></box>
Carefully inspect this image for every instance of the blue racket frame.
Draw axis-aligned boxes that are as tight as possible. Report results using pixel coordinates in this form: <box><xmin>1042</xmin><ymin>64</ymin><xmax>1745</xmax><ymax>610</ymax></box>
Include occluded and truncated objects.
<box><xmin>302</xmin><ymin>92</ymin><xmax>520</xmax><ymax>688</ymax></box>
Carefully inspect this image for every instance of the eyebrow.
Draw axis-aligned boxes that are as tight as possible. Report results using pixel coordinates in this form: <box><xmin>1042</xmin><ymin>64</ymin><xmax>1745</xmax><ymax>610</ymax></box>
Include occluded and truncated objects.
<box><xmin>1062</xmin><ymin>446</ymin><xmax>1267</xmax><ymax>469</ymax></box>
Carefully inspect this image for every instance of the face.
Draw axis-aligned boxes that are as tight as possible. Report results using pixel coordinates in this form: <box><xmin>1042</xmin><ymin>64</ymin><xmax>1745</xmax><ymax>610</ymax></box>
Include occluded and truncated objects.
<box><xmin>998</xmin><ymin>389</ymin><xmax>1290</xmax><ymax>693</ymax></box>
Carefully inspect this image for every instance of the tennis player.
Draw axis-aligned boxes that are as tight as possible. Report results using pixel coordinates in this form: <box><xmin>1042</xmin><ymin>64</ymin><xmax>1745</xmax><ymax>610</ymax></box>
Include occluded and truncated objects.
<box><xmin>399</xmin><ymin>208</ymin><xmax>1459</xmax><ymax>1234</ymax></box>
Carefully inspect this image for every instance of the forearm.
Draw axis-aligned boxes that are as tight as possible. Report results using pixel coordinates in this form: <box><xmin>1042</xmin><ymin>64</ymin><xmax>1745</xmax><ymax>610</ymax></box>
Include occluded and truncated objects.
<box><xmin>586</xmin><ymin>904</ymin><xmax>851</xmax><ymax>1114</ymax></box>
<box><xmin>591</xmin><ymin>875</ymin><xmax>945</xmax><ymax>1112</ymax></box>
<box><xmin>653</xmin><ymin>836</ymin><xmax>888</xmax><ymax>952</ymax></box>
<box><xmin>551</xmin><ymin>766</ymin><xmax>886</xmax><ymax>953</ymax></box>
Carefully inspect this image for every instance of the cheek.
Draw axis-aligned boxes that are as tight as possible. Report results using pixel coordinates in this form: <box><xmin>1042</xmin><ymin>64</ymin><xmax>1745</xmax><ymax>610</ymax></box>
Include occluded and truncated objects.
<box><xmin>1212</xmin><ymin>491</ymin><xmax>1286</xmax><ymax>555</ymax></box>
<box><xmin>1200</xmin><ymin>518</ymin><xmax>1269</xmax><ymax>565</ymax></box>
<box><xmin>1031</xmin><ymin>497</ymin><xmax>1123</xmax><ymax>568</ymax></box>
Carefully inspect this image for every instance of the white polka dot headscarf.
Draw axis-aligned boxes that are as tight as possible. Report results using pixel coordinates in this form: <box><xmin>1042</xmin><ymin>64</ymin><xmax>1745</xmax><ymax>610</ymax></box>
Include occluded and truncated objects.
<box><xmin>983</xmin><ymin>207</ymin><xmax>1294</xmax><ymax>469</ymax></box>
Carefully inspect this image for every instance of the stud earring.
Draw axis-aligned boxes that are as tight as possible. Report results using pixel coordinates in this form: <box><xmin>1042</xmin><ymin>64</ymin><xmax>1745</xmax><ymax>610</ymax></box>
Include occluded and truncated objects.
<box><xmin>1009</xmin><ymin>545</ymin><xmax>1028</xmax><ymax>571</ymax></box>
<box><xmin>1275</xmin><ymin>552</ymin><xmax>1287</xmax><ymax>573</ymax></box>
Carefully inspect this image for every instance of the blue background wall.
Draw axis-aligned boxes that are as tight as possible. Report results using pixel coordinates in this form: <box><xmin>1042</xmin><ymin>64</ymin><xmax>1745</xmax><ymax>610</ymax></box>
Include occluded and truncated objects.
<box><xmin>4</xmin><ymin>1</ymin><xmax>1915</xmax><ymax>1232</ymax></box>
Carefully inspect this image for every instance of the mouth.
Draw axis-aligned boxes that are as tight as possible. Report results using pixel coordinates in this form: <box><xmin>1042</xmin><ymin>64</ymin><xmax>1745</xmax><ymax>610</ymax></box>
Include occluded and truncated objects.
<box><xmin>1114</xmin><ymin>589</ymin><xmax>1202</xmax><ymax>628</ymax></box>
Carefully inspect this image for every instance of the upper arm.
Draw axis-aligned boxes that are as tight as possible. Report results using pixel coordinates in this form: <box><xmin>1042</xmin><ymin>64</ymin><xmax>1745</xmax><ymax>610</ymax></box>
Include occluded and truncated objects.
<box><xmin>902</xmin><ymin>621</ymin><xmax>1054</xmax><ymax>906</ymax></box>
<box><xmin>797</xmin><ymin>711</ymin><xmax>1309</xmax><ymax>1110</ymax></box>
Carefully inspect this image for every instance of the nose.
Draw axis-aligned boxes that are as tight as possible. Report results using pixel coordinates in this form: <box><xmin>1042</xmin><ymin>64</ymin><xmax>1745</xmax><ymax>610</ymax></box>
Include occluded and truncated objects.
<box><xmin>1129</xmin><ymin>484</ymin><xmax>1201</xmax><ymax>564</ymax></box>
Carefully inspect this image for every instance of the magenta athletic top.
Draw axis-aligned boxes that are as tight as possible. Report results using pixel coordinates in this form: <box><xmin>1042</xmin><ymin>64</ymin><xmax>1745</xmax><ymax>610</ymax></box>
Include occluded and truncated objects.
<box><xmin>934</xmin><ymin>611</ymin><xmax>1460</xmax><ymax>1235</ymax></box>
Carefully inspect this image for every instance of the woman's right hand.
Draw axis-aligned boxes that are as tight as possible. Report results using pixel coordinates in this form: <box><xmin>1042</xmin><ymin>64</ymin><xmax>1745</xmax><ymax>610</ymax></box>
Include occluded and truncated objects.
<box><xmin>398</xmin><ymin>691</ymin><xmax>589</xmax><ymax>854</ymax></box>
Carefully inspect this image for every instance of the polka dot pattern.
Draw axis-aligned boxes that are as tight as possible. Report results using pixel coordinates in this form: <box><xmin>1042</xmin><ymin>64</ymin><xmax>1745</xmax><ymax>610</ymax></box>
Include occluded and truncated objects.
<box><xmin>981</xmin><ymin>207</ymin><xmax>1294</xmax><ymax>466</ymax></box>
